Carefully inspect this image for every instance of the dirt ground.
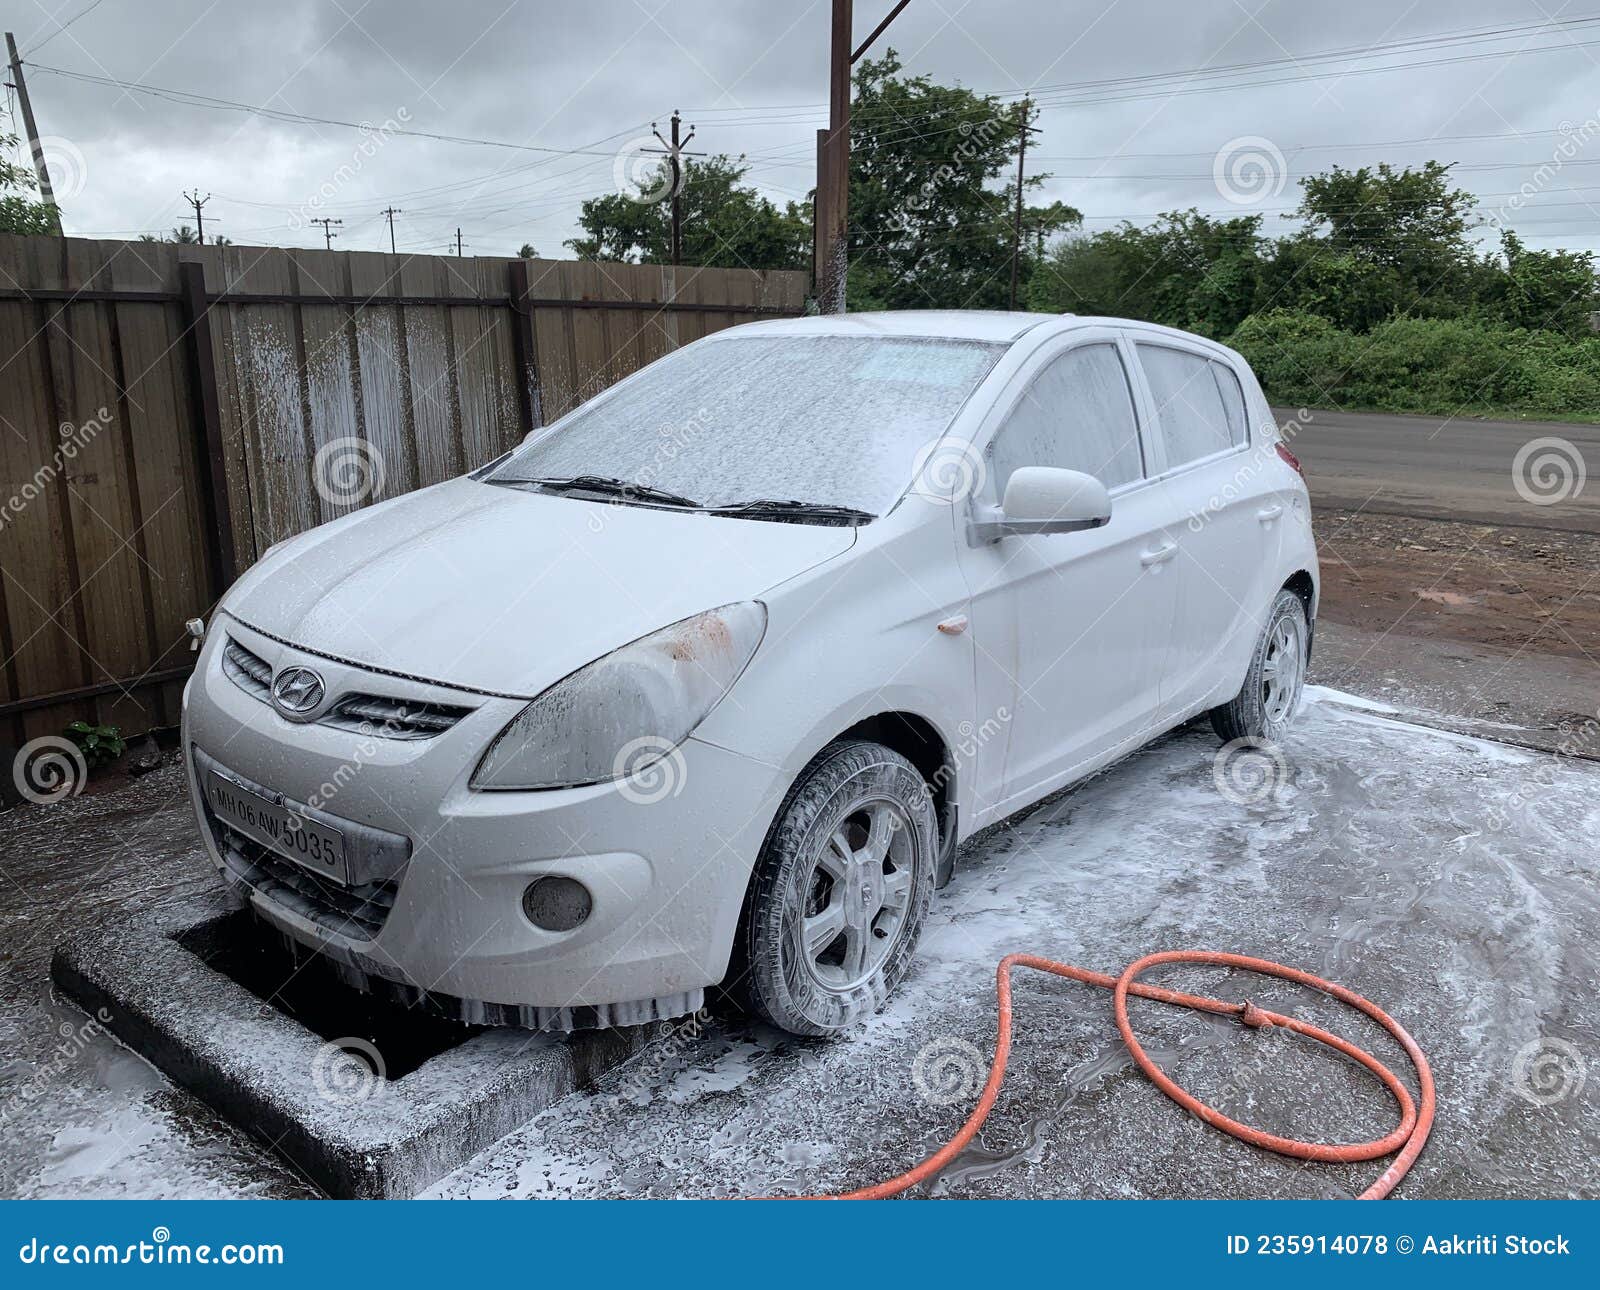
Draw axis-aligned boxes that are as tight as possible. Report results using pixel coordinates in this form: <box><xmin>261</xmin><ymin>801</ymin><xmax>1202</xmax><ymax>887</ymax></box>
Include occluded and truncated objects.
<box><xmin>1309</xmin><ymin>508</ymin><xmax>1598</xmax><ymax>753</ymax></box>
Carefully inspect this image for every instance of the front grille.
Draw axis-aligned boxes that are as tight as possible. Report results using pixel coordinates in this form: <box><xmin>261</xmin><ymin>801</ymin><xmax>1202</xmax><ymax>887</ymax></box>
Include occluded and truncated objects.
<box><xmin>322</xmin><ymin>694</ymin><xmax>474</xmax><ymax>740</ymax></box>
<box><xmin>213</xmin><ymin>822</ymin><xmax>400</xmax><ymax>941</ymax></box>
<box><xmin>220</xmin><ymin>634</ymin><xmax>473</xmax><ymax>739</ymax></box>
<box><xmin>221</xmin><ymin>638</ymin><xmax>272</xmax><ymax>701</ymax></box>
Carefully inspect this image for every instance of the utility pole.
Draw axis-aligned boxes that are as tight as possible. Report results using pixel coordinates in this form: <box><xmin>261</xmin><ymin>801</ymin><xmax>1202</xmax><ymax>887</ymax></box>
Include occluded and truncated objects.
<box><xmin>649</xmin><ymin>110</ymin><xmax>696</xmax><ymax>266</ymax></box>
<box><xmin>1009</xmin><ymin>96</ymin><xmax>1037</xmax><ymax>310</ymax></box>
<box><xmin>454</xmin><ymin>227</ymin><xmax>465</xmax><ymax>257</ymax></box>
<box><xmin>814</xmin><ymin>0</ymin><xmax>910</xmax><ymax>314</ymax></box>
<box><xmin>310</xmin><ymin>216</ymin><xmax>342</xmax><ymax>249</ymax></box>
<box><xmin>381</xmin><ymin>206</ymin><xmax>403</xmax><ymax>255</ymax></box>
<box><xmin>184</xmin><ymin>190</ymin><xmax>211</xmax><ymax>245</ymax></box>
<box><xmin>5</xmin><ymin>31</ymin><xmax>61</xmax><ymax>231</ymax></box>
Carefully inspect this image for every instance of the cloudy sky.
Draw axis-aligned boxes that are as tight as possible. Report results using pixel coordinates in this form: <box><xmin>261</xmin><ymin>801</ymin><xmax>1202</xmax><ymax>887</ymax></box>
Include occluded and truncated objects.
<box><xmin>7</xmin><ymin>0</ymin><xmax>1600</xmax><ymax>259</ymax></box>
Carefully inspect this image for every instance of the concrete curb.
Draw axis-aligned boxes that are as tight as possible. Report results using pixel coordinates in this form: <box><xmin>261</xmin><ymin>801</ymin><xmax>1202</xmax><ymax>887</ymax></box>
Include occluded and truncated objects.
<box><xmin>50</xmin><ymin>892</ymin><xmax>645</xmax><ymax>1198</ymax></box>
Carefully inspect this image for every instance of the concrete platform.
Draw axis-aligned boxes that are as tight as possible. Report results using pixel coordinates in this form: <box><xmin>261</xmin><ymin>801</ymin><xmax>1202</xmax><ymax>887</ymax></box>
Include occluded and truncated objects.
<box><xmin>50</xmin><ymin>891</ymin><xmax>643</xmax><ymax>1198</ymax></box>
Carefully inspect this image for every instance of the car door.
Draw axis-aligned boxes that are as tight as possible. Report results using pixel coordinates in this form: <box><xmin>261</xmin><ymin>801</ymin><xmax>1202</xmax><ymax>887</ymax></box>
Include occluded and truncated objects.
<box><xmin>956</xmin><ymin>332</ymin><xmax>1181</xmax><ymax>819</ymax></box>
<box><xmin>1128</xmin><ymin>339</ymin><xmax>1282</xmax><ymax>716</ymax></box>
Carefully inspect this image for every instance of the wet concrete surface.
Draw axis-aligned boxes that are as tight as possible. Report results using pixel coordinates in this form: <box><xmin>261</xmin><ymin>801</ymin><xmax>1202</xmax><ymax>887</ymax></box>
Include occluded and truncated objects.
<box><xmin>2</xmin><ymin>690</ymin><xmax>1596</xmax><ymax>1198</ymax></box>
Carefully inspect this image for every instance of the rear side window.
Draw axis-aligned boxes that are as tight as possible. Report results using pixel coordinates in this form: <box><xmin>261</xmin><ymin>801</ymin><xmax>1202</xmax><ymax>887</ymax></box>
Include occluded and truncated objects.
<box><xmin>1211</xmin><ymin>362</ymin><xmax>1249</xmax><ymax>446</ymax></box>
<box><xmin>990</xmin><ymin>343</ymin><xmax>1145</xmax><ymax>493</ymax></box>
<box><xmin>1136</xmin><ymin>344</ymin><xmax>1236</xmax><ymax>468</ymax></box>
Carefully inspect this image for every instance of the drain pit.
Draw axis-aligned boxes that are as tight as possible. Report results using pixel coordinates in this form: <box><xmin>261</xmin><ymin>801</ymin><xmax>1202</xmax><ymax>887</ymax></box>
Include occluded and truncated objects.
<box><xmin>171</xmin><ymin>910</ymin><xmax>484</xmax><ymax>1081</ymax></box>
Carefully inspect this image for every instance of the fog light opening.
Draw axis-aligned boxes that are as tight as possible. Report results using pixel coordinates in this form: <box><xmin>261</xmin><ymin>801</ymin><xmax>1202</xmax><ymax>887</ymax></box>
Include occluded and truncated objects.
<box><xmin>522</xmin><ymin>876</ymin><xmax>593</xmax><ymax>932</ymax></box>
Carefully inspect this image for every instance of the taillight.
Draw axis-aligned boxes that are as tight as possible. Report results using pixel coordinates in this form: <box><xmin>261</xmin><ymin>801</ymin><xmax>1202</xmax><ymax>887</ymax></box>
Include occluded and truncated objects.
<box><xmin>1275</xmin><ymin>442</ymin><xmax>1303</xmax><ymax>476</ymax></box>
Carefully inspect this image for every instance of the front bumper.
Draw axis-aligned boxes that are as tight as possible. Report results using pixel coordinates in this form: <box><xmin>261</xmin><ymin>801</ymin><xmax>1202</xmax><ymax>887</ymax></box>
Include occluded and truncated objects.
<box><xmin>182</xmin><ymin>616</ymin><xmax>790</xmax><ymax>1028</ymax></box>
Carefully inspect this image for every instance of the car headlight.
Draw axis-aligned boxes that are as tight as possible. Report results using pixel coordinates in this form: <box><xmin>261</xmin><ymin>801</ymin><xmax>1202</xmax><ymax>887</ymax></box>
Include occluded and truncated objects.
<box><xmin>470</xmin><ymin>601</ymin><xmax>767</xmax><ymax>791</ymax></box>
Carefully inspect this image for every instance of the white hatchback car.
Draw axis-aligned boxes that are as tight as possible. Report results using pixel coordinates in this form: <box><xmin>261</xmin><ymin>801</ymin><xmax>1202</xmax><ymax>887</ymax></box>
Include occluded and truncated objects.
<box><xmin>183</xmin><ymin>310</ymin><xmax>1317</xmax><ymax>1036</ymax></box>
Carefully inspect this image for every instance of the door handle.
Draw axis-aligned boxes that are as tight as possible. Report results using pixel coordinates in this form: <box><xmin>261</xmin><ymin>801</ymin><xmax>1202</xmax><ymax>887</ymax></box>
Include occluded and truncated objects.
<box><xmin>1256</xmin><ymin>503</ymin><xmax>1284</xmax><ymax>523</ymax></box>
<box><xmin>1140</xmin><ymin>541</ymin><xmax>1178</xmax><ymax>567</ymax></box>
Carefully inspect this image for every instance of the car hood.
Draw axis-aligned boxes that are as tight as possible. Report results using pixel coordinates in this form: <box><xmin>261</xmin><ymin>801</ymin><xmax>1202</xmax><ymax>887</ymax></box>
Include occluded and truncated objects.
<box><xmin>223</xmin><ymin>477</ymin><xmax>856</xmax><ymax>697</ymax></box>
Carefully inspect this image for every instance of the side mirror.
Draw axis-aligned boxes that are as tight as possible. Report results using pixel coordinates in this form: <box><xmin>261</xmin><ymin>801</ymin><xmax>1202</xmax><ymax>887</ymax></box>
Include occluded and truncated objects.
<box><xmin>968</xmin><ymin>466</ymin><xmax>1112</xmax><ymax>545</ymax></box>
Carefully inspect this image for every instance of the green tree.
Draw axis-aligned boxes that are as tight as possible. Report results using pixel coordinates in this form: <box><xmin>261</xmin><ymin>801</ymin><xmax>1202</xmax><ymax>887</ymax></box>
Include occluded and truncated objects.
<box><xmin>517</xmin><ymin>242</ymin><xmax>537</xmax><ymax>258</ymax></box>
<box><xmin>1029</xmin><ymin>210</ymin><xmax>1263</xmax><ymax>337</ymax></box>
<box><xmin>566</xmin><ymin>154</ymin><xmax>809</xmax><ymax>270</ymax></box>
<box><xmin>846</xmin><ymin>52</ymin><xmax>1080</xmax><ymax>310</ymax></box>
<box><xmin>1485</xmin><ymin>229</ymin><xmax>1597</xmax><ymax>337</ymax></box>
<box><xmin>0</xmin><ymin>123</ymin><xmax>59</xmax><ymax>235</ymax></box>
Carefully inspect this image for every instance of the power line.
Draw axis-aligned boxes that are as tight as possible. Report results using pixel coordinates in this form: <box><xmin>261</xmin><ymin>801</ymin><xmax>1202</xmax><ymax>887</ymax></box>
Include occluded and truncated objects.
<box><xmin>23</xmin><ymin>0</ymin><xmax>104</xmax><ymax>56</ymax></box>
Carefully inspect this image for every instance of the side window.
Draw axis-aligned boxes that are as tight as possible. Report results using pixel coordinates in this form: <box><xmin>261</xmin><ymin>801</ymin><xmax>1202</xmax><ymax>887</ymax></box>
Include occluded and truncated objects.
<box><xmin>1136</xmin><ymin>344</ymin><xmax>1235</xmax><ymax>468</ymax></box>
<box><xmin>1210</xmin><ymin>361</ymin><xmax>1249</xmax><ymax>446</ymax></box>
<box><xmin>990</xmin><ymin>344</ymin><xmax>1145</xmax><ymax>494</ymax></box>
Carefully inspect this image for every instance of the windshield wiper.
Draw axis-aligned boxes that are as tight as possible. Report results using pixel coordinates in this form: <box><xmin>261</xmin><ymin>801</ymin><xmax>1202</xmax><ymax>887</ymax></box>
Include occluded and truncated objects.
<box><xmin>492</xmin><ymin>474</ymin><xmax>701</xmax><ymax>509</ymax></box>
<box><xmin>706</xmin><ymin>498</ymin><xmax>876</xmax><ymax>525</ymax></box>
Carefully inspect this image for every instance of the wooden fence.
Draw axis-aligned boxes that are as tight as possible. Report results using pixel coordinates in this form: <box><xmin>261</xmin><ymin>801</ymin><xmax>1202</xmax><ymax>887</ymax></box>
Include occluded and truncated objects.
<box><xmin>0</xmin><ymin>234</ymin><xmax>808</xmax><ymax>744</ymax></box>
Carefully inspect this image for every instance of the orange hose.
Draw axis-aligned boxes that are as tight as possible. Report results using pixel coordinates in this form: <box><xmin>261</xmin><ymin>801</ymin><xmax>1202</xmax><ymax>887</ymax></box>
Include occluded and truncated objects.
<box><xmin>801</xmin><ymin>951</ymin><xmax>1434</xmax><ymax>1200</ymax></box>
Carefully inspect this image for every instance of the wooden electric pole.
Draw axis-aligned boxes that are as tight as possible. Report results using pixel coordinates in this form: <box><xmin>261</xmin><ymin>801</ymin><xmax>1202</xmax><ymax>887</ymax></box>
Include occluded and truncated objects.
<box><xmin>381</xmin><ymin>206</ymin><xmax>402</xmax><ymax>254</ymax></box>
<box><xmin>1009</xmin><ymin>97</ymin><xmax>1036</xmax><ymax>310</ymax></box>
<box><xmin>649</xmin><ymin>110</ymin><xmax>696</xmax><ymax>266</ymax></box>
<box><xmin>5</xmin><ymin>31</ymin><xmax>61</xmax><ymax>231</ymax></box>
<box><xmin>311</xmin><ymin>217</ymin><xmax>341</xmax><ymax>249</ymax></box>
<box><xmin>454</xmin><ymin>227</ymin><xmax>465</xmax><ymax>257</ymax></box>
<box><xmin>184</xmin><ymin>190</ymin><xmax>211</xmax><ymax>245</ymax></box>
<box><xmin>814</xmin><ymin>0</ymin><xmax>909</xmax><ymax>314</ymax></box>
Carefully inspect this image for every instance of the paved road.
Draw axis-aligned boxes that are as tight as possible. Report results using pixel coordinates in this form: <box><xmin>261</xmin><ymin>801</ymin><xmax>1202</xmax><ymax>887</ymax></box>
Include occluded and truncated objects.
<box><xmin>1276</xmin><ymin>407</ymin><xmax>1599</xmax><ymax>532</ymax></box>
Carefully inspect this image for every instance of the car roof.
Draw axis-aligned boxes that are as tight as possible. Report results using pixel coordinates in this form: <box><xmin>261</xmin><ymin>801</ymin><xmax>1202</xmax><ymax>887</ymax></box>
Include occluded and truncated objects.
<box><xmin>721</xmin><ymin>309</ymin><xmax>1063</xmax><ymax>343</ymax></box>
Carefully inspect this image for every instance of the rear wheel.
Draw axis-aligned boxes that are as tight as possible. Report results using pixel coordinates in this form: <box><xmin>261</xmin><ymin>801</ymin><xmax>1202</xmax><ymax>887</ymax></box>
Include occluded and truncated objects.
<box><xmin>1210</xmin><ymin>589</ymin><xmax>1308</xmax><ymax>745</ymax></box>
<box><xmin>733</xmin><ymin>740</ymin><xmax>937</xmax><ymax>1037</ymax></box>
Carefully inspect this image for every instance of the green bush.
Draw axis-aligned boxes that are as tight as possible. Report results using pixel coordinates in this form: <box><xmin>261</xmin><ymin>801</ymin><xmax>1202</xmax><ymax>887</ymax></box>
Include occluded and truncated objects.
<box><xmin>1227</xmin><ymin>310</ymin><xmax>1600</xmax><ymax>417</ymax></box>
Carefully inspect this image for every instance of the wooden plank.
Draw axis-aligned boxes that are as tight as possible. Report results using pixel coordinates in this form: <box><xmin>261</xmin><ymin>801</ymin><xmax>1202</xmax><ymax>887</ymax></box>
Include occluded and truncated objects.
<box><xmin>399</xmin><ymin>253</ymin><xmax>464</xmax><ymax>485</ymax></box>
<box><xmin>348</xmin><ymin>250</ymin><xmax>419</xmax><ymax>501</ymax></box>
<box><xmin>448</xmin><ymin>258</ymin><xmax>514</xmax><ymax>469</ymax></box>
<box><xmin>287</xmin><ymin>249</ymin><xmax>362</xmax><ymax>528</ymax></box>
<box><xmin>527</xmin><ymin>258</ymin><xmax>577</xmax><ymax>422</ymax></box>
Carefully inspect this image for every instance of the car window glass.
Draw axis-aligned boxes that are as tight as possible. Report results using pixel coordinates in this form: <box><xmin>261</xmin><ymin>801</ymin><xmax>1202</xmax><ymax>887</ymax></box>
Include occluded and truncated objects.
<box><xmin>1211</xmin><ymin>361</ymin><xmax>1249</xmax><ymax>446</ymax></box>
<box><xmin>1137</xmin><ymin>344</ymin><xmax>1235</xmax><ymax>467</ymax></box>
<box><xmin>989</xmin><ymin>344</ymin><xmax>1144</xmax><ymax>493</ymax></box>
<box><xmin>489</xmin><ymin>336</ymin><xmax>1005</xmax><ymax>514</ymax></box>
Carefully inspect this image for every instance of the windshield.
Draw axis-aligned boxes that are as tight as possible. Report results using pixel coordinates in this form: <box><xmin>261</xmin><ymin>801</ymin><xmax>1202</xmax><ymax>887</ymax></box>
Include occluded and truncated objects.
<box><xmin>486</xmin><ymin>335</ymin><xmax>1005</xmax><ymax>515</ymax></box>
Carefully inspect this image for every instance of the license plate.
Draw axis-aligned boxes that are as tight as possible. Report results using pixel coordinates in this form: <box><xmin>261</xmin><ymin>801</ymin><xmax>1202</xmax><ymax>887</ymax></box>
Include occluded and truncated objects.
<box><xmin>204</xmin><ymin>769</ymin><xmax>349</xmax><ymax>886</ymax></box>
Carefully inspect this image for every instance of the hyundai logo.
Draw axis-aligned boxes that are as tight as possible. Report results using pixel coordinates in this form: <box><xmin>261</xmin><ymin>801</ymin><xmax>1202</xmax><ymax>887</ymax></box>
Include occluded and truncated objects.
<box><xmin>271</xmin><ymin>666</ymin><xmax>326</xmax><ymax>717</ymax></box>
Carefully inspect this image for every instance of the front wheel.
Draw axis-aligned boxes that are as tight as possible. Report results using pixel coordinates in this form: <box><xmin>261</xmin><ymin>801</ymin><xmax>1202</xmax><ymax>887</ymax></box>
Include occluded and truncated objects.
<box><xmin>733</xmin><ymin>740</ymin><xmax>937</xmax><ymax>1037</ymax></box>
<box><xmin>1210</xmin><ymin>589</ymin><xmax>1309</xmax><ymax>745</ymax></box>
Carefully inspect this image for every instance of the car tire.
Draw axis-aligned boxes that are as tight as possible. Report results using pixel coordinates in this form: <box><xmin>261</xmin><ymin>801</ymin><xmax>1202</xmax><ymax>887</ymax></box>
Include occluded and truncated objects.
<box><xmin>1210</xmin><ymin>588</ymin><xmax>1309</xmax><ymax>745</ymax></box>
<box><xmin>732</xmin><ymin>740</ymin><xmax>937</xmax><ymax>1037</ymax></box>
